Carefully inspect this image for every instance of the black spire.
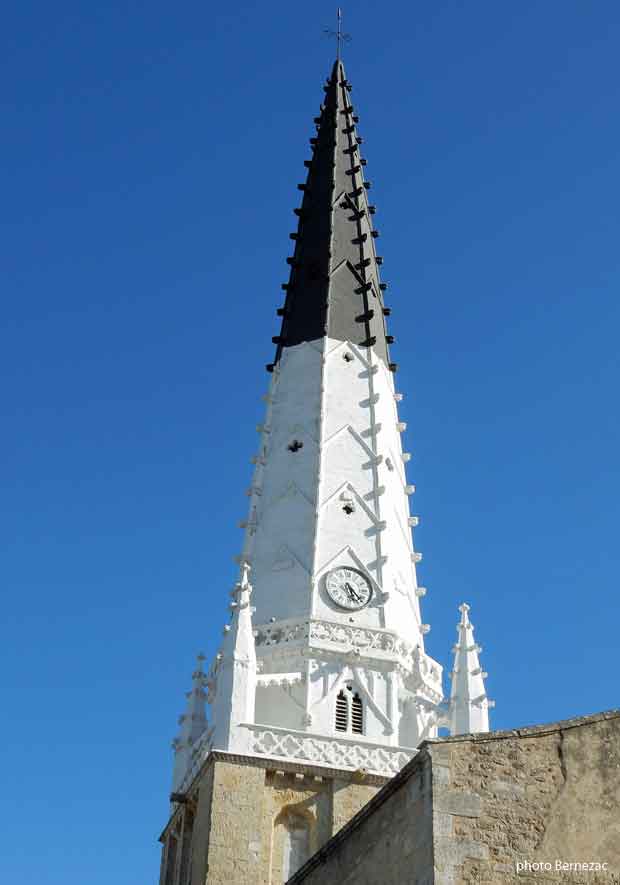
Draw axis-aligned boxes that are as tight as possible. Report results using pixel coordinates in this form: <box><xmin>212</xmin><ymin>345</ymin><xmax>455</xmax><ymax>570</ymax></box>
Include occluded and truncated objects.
<box><xmin>270</xmin><ymin>60</ymin><xmax>393</xmax><ymax>370</ymax></box>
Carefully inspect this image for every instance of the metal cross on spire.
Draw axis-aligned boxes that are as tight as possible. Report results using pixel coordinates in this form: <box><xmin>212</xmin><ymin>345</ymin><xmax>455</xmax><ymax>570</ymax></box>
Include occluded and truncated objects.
<box><xmin>324</xmin><ymin>8</ymin><xmax>351</xmax><ymax>60</ymax></box>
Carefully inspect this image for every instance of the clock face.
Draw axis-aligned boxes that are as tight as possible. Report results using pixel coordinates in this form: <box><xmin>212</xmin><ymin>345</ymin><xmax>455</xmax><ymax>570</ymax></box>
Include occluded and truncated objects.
<box><xmin>325</xmin><ymin>567</ymin><xmax>373</xmax><ymax>611</ymax></box>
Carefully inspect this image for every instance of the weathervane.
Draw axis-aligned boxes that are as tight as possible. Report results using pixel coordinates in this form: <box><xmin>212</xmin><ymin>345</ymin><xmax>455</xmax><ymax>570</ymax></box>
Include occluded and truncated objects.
<box><xmin>324</xmin><ymin>8</ymin><xmax>351</xmax><ymax>60</ymax></box>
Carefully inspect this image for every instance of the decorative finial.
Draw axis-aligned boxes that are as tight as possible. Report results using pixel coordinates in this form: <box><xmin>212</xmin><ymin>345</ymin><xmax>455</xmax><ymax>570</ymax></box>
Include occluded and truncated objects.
<box><xmin>324</xmin><ymin>8</ymin><xmax>351</xmax><ymax>61</ymax></box>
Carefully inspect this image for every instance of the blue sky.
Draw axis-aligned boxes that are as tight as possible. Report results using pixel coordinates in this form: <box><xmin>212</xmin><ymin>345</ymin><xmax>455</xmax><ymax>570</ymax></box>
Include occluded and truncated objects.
<box><xmin>2</xmin><ymin>1</ymin><xmax>619</xmax><ymax>882</ymax></box>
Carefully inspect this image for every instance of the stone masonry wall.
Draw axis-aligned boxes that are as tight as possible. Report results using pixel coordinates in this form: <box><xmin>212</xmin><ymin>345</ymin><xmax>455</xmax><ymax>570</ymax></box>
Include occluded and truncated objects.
<box><xmin>432</xmin><ymin>712</ymin><xmax>620</xmax><ymax>884</ymax></box>
<box><xmin>289</xmin><ymin>710</ymin><xmax>620</xmax><ymax>885</ymax></box>
<box><xmin>289</xmin><ymin>750</ymin><xmax>434</xmax><ymax>885</ymax></box>
<box><xmin>331</xmin><ymin>778</ymin><xmax>379</xmax><ymax>835</ymax></box>
<box><xmin>261</xmin><ymin>769</ymin><xmax>333</xmax><ymax>883</ymax></box>
<box><xmin>159</xmin><ymin>753</ymin><xmax>386</xmax><ymax>885</ymax></box>
<box><xmin>192</xmin><ymin>760</ymin><xmax>266</xmax><ymax>884</ymax></box>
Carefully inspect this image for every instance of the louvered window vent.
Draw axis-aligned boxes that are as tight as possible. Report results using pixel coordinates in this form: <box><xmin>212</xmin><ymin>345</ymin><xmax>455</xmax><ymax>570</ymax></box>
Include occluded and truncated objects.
<box><xmin>335</xmin><ymin>691</ymin><xmax>348</xmax><ymax>732</ymax></box>
<box><xmin>351</xmin><ymin>693</ymin><xmax>364</xmax><ymax>735</ymax></box>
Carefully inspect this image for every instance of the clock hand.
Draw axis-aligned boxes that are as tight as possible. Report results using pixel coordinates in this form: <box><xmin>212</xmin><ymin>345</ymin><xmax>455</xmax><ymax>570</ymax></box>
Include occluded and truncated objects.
<box><xmin>344</xmin><ymin>582</ymin><xmax>362</xmax><ymax>602</ymax></box>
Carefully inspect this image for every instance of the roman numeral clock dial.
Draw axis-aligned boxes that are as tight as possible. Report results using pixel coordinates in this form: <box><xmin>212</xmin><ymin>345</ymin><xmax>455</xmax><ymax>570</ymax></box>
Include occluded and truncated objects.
<box><xmin>325</xmin><ymin>567</ymin><xmax>373</xmax><ymax>611</ymax></box>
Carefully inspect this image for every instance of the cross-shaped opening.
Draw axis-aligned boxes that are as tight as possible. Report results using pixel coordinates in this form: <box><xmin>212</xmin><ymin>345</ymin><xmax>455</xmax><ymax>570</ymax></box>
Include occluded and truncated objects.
<box><xmin>342</xmin><ymin>502</ymin><xmax>355</xmax><ymax>515</ymax></box>
<box><xmin>288</xmin><ymin>440</ymin><xmax>304</xmax><ymax>453</ymax></box>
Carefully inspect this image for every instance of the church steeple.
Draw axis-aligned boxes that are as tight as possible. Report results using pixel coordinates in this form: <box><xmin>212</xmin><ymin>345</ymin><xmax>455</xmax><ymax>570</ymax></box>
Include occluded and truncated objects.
<box><xmin>270</xmin><ymin>59</ymin><xmax>393</xmax><ymax>370</ymax></box>
<box><xmin>163</xmin><ymin>53</ymin><xmax>492</xmax><ymax>811</ymax></box>
<box><xmin>215</xmin><ymin>56</ymin><xmax>445</xmax><ymax>765</ymax></box>
<box><xmin>158</xmin><ymin>53</ymin><xmax>495</xmax><ymax>885</ymax></box>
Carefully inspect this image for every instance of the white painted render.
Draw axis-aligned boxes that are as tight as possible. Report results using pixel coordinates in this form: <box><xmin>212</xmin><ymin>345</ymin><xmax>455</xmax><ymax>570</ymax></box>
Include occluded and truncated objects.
<box><xmin>244</xmin><ymin>339</ymin><xmax>425</xmax><ymax>634</ymax></box>
<box><xmin>211</xmin><ymin>341</ymin><xmax>443</xmax><ymax>753</ymax></box>
<box><xmin>171</xmin><ymin>653</ymin><xmax>208</xmax><ymax>792</ymax></box>
<box><xmin>448</xmin><ymin>603</ymin><xmax>493</xmax><ymax>735</ymax></box>
<box><xmin>171</xmin><ymin>340</ymin><xmax>491</xmax><ymax>788</ymax></box>
<box><xmin>207</xmin><ymin>565</ymin><xmax>256</xmax><ymax>756</ymax></box>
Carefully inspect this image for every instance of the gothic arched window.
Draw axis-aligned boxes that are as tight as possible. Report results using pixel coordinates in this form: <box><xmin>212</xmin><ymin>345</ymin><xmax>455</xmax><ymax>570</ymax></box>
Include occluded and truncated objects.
<box><xmin>281</xmin><ymin>813</ymin><xmax>311</xmax><ymax>880</ymax></box>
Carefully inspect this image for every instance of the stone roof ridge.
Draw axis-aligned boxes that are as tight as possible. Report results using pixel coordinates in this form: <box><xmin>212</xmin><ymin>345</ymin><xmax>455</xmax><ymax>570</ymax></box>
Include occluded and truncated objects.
<box><xmin>425</xmin><ymin>707</ymin><xmax>620</xmax><ymax>746</ymax></box>
<box><xmin>267</xmin><ymin>59</ymin><xmax>395</xmax><ymax>372</ymax></box>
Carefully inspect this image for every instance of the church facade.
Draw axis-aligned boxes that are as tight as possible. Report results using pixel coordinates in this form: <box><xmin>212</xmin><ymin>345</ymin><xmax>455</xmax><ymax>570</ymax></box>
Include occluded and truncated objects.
<box><xmin>158</xmin><ymin>57</ymin><xmax>492</xmax><ymax>885</ymax></box>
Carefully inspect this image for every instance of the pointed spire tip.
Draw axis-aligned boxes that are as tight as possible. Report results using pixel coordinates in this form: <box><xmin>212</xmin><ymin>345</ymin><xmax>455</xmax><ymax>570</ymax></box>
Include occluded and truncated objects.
<box><xmin>458</xmin><ymin>602</ymin><xmax>472</xmax><ymax>625</ymax></box>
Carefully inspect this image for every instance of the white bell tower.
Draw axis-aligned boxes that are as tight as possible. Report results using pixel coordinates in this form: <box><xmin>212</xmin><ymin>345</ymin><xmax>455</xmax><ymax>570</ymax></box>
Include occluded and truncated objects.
<box><xmin>169</xmin><ymin>58</ymin><xmax>492</xmax><ymax>794</ymax></box>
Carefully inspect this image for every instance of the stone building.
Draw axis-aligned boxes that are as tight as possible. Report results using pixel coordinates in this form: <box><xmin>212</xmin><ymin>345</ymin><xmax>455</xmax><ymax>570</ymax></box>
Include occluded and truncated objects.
<box><xmin>154</xmin><ymin>51</ymin><xmax>615</xmax><ymax>885</ymax></box>
<box><xmin>288</xmin><ymin>710</ymin><xmax>620</xmax><ymax>885</ymax></box>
